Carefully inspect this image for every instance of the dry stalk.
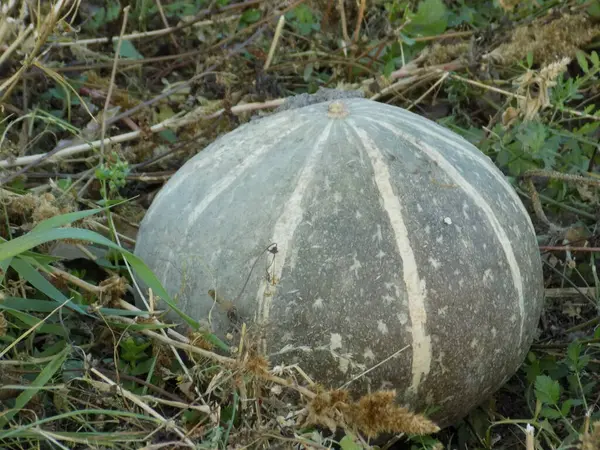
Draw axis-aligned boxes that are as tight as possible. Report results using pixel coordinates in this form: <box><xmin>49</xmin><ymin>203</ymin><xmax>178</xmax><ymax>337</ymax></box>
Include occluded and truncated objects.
<box><xmin>154</xmin><ymin>0</ymin><xmax>179</xmax><ymax>49</ymax></box>
<box><xmin>523</xmin><ymin>169</ymin><xmax>600</xmax><ymax>187</ymax></box>
<box><xmin>89</xmin><ymin>369</ymin><xmax>196</xmax><ymax>447</ymax></box>
<box><xmin>0</xmin><ymin>0</ymin><xmax>76</xmax><ymax>101</ymax></box>
<box><xmin>264</xmin><ymin>15</ymin><xmax>286</xmax><ymax>71</ymax></box>
<box><xmin>100</xmin><ymin>6</ymin><xmax>130</xmax><ymax>161</ymax></box>
<box><xmin>0</xmin><ymin>23</ymin><xmax>33</xmax><ymax>68</ymax></box>
<box><xmin>0</xmin><ymin>98</ymin><xmax>284</xmax><ymax>170</ymax></box>
<box><xmin>54</xmin><ymin>17</ymin><xmax>239</xmax><ymax>47</ymax></box>
<box><xmin>449</xmin><ymin>73</ymin><xmax>600</xmax><ymax>122</ymax></box>
<box><xmin>525</xmin><ymin>424</ymin><xmax>535</xmax><ymax>450</ymax></box>
<box><xmin>352</xmin><ymin>0</ymin><xmax>366</xmax><ymax>44</ymax></box>
<box><xmin>522</xmin><ymin>169</ymin><xmax>600</xmax><ymax>234</ymax></box>
<box><xmin>406</xmin><ymin>72</ymin><xmax>450</xmax><ymax>111</ymax></box>
<box><xmin>114</xmin><ymin>300</ymin><xmax>318</xmax><ymax>399</ymax></box>
<box><xmin>525</xmin><ymin>177</ymin><xmax>565</xmax><ymax>233</ymax></box>
<box><xmin>337</xmin><ymin>0</ymin><xmax>350</xmax><ymax>45</ymax></box>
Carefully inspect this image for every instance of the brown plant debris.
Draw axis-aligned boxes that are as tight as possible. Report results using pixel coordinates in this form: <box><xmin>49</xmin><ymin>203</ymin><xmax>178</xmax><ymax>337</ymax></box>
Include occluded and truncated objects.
<box><xmin>484</xmin><ymin>14</ymin><xmax>600</xmax><ymax>66</ymax></box>
<box><xmin>425</xmin><ymin>42</ymin><xmax>470</xmax><ymax>66</ymax></box>
<box><xmin>0</xmin><ymin>190</ymin><xmax>75</xmax><ymax>231</ymax></box>
<box><xmin>187</xmin><ymin>330</ymin><xmax>215</xmax><ymax>352</ymax></box>
<box><xmin>302</xmin><ymin>389</ymin><xmax>440</xmax><ymax>439</ymax></box>
<box><xmin>513</xmin><ymin>57</ymin><xmax>571</xmax><ymax>121</ymax></box>
<box><xmin>581</xmin><ymin>420</ymin><xmax>600</xmax><ymax>450</ymax></box>
<box><xmin>98</xmin><ymin>275</ymin><xmax>128</xmax><ymax>307</ymax></box>
<box><xmin>0</xmin><ymin>311</ymin><xmax>7</xmax><ymax>337</ymax></box>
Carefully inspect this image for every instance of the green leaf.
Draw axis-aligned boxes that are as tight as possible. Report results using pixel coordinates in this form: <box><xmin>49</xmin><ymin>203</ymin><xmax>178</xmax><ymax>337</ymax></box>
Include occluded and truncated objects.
<box><xmin>0</xmin><ymin>345</ymin><xmax>70</xmax><ymax>427</ymax></box>
<box><xmin>576</xmin><ymin>51</ymin><xmax>589</xmax><ymax>73</ymax></box>
<box><xmin>535</xmin><ymin>375</ymin><xmax>561</xmax><ymax>405</ymax></box>
<box><xmin>406</xmin><ymin>0</ymin><xmax>448</xmax><ymax>36</ymax></box>
<box><xmin>340</xmin><ymin>433</ymin><xmax>364</xmax><ymax>450</ymax></box>
<box><xmin>540</xmin><ymin>406</ymin><xmax>562</xmax><ymax>419</ymax></box>
<box><xmin>129</xmin><ymin>357</ymin><xmax>156</xmax><ymax>376</ymax></box>
<box><xmin>240</xmin><ymin>8</ymin><xmax>261</xmax><ymax>24</ymax></box>
<box><xmin>567</xmin><ymin>340</ymin><xmax>582</xmax><ymax>364</ymax></box>
<box><xmin>159</xmin><ymin>129</ymin><xmax>178</xmax><ymax>143</ymax></box>
<box><xmin>117</xmin><ymin>40</ymin><xmax>144</xmax><ymax>59</ymax></box>
<box><xmin>591</xmin><ymin>50</ymin><xmax>600</xmax><ymax>68</ymax></box>
<box><xmin>560</xmin><ymin>398</ymin><xmax>578</xmax><ymax>416</ymax></box>
<box><xmin>398</xmin><ymin>32</ymin><xmax>416</xmax><ymax>46</ymax></box>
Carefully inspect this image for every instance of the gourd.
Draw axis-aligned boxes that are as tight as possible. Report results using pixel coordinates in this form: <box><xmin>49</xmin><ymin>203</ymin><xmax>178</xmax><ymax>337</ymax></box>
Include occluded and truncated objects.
<box><xmin>133</xmin><ymin>96</ymin><xmax>544</xmax><ymax>428</ymax></box>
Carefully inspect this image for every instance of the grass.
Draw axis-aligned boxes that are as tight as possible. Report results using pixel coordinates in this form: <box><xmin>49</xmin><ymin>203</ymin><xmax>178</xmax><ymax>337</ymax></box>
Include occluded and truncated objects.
<box><xmin>1</xmin><ymin>0</ymin><xmax>600</xmax><ymax>448</ymax></box>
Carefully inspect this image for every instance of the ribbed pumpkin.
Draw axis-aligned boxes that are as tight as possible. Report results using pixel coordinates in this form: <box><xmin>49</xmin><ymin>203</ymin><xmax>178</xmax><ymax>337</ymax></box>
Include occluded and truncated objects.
<box><xmin>134</xmin><ymin>97</ymin><xmax>544</xmax><ymax>428</ymax></box>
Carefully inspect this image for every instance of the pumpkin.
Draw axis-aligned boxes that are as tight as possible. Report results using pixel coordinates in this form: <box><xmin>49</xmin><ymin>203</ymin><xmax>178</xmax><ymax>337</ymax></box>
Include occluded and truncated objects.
<box><xmin>133</xmin><ymin>96</ymin><xmax>544</xmax><ymax>428</ymax></box>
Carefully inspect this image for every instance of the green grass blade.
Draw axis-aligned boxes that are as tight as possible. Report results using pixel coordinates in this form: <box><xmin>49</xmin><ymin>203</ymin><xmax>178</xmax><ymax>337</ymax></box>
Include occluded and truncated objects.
<box><xmin>0</xmin><ymin>345</ymin><xmax>70</xmax><ymax>428</ymax></box>
<box><xmin>1</xmin><ymin>306</ymin><xmax>68</xmax><ymax>337</ymax></box>
<box><xmin>30</xmin><ymin>207</ymin><xmax>109</xmax><ymax>233</ymax></box>
<box><xmin>0</xmin><ymin>226</ymin><xmax>229</xmax><ymax>351</ymax></box>
<box><xmin>0</xmin><ymin>408</ymin><xmax>158</xmax><ymax>440</ymax></box>
<box><xmin>9</xmin><ymin>256</ymin><xmax>89</xmax><ymax>316</ymax></box>
<box><xmin>0</xmin><ymin>297</ymin><xmax>77</xmax><ymax>313</ymax></box>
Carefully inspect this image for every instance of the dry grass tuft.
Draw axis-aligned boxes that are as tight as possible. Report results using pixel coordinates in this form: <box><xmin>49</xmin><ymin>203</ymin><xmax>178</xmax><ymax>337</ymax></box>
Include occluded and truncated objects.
<box><xmin>0</xmin><ymin>190</ymin><xmax>75</xmax><ymax>231</ymax></box>
<box><xmin>0</xmin><ymin>311</ymin><xmax>7</xmax><ymax>337</ymax></box>
<box><xmin>187</xmin><ymin>330</ymin><xmax>216</xmax><ymax>352</ymax></box>
<box><xmin>580</xmin><ymin>421</ymin><xmax>600</xmax><ymax>450</ymax></box>
<box><xmin>512</xmin><ymin>57</ymin><xmax>571</xmax><ymax>121</ymax></box>
<box><xmin>302</xmin><ymin>389</ymin><xmax>439</xmax><ymax>439</ymax></box>
<box><xmin>302</xmin><ymin>388</ymin><xmax>351</xmax><ymax>433</ymax></box>
<box><xmin>485</xmin><ymin>14</ymin><xmax>600</xmax><ymax>66</ymax></box>
<box><xmin>425</xmin><ymin>42</ymin><xmax>470</xmax><ymax>66</ymax></box>
<box><xmin>348</xmin><ymin>390</ymin><xmax>440</xmax><ymax>438</ymax></box>
<box><xmin>98</xmin><ymin>275</ymin><xmax>128</xmax><ymax>307</ymax></box>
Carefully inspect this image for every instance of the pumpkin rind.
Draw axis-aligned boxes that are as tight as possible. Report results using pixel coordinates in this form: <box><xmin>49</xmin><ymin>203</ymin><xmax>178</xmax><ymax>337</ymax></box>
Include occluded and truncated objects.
<box><xmin>134</xmin><ymin>98</ymin><xmax>544</xmax><ymax>428</ymax></box>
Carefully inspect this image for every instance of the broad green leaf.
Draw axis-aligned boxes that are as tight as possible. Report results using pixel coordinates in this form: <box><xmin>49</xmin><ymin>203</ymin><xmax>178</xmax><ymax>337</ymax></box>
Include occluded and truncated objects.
<box><xmin>240</xmin><ymin>8</ymin><xmax>261</xmax><ymax>24</ymax></box>
<box><xmin>117</xmin><ymin>40</ymin><xmax>144</xmax><ymax>59</ymax></box>
<box><xmin>0</xmin><ymin>346</ymin><xmax>70</xmax><ymax>427</ymax></box>
<box><xmin>130</xmin><ymin>357</ymin><xmax>156</xmax><ymax>376</ymax></box>
<box><xmin>539</xmin><ymin>406</ymin><xmax>562</xmax><ymax>419</ymax></box>
<box><xmin>535</xmin><ymin>375</ymin><xmax>561</xmax><ymax>405</ymax></box>
<box><xmin>340</xmin><ymin>434</ymin><xmax>364</xmax><ymax>450</ymax></box>
<box><xmin>406</xmin><ymin>0</ymin><xmax>448</xmax><ymax>36</ymax></box>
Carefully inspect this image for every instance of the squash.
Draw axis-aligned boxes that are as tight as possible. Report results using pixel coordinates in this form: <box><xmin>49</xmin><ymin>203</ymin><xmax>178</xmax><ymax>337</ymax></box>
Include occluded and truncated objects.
<box><xmin>133</xmin><ymin>97</ymin><xmax>544</xmax><ymax>428</ymax></box>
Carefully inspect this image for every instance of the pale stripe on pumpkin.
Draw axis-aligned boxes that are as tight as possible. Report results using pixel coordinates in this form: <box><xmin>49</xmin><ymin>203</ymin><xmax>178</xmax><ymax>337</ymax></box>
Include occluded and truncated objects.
<box><xmin>361</xmin><ymin>109</ymin><xmax>535</xmax><ymax>236</ymax></box>
<box><xmin>350</xmin><ymin>123</ymin><xmax>432</xmax><ymax>396</ymax></box>
<box><xmin>186</xmin><ymin>124</ymin><xmax>305</xmax><ymax>227</ymax></box>
<box><xmin>373</xmin><ymin>120</ymin><xmax>526</xmax><ymax>347</ymax></box>
<box><xmin>156</xmin><ymin>122</ymin><xmax>305</xmax><ymax>286</ymax></box>
<box><xmin>144</xmin><ymin>113</ymin><xmax>294</xmax><ymax>226</ymax></box>
<box><xmin>256</xmin><ymin>122</ymin><xmax>334</xmax><ymax>327</ymax></box>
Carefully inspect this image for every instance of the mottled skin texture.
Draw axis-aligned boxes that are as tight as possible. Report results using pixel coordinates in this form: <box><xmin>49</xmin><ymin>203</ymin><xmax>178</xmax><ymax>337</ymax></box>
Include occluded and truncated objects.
<box><xmin>134</xmin><ymin>98</ymin><xmax>545</xmax><ymax>429</ymax></box>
